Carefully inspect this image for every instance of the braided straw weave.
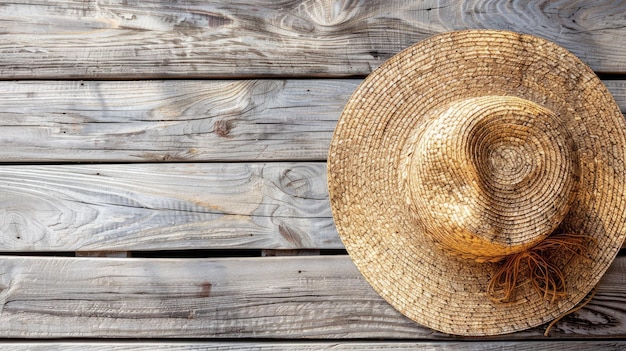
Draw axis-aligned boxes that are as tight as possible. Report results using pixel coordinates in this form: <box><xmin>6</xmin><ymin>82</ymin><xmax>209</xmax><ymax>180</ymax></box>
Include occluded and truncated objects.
<box><xmin>328</xmin><ymin>30</ymin><xmax>626</xmax><ymax>336</ymax></box>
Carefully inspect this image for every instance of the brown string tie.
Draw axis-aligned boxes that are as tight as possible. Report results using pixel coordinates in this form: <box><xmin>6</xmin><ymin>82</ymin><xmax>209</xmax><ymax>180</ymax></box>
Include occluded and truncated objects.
<box><xmin>487</xmin><ymin>233</ymin><xmax>596</xmax><ymax>304</ymax></box>
<box><xmin>543</xmin><ymin>283</ymin><xmax>599</xmax><ymax>336</ymax></box>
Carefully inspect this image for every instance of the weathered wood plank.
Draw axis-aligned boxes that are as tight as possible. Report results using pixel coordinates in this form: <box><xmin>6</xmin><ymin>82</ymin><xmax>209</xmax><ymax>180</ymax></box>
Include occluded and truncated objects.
<box><xmin>1</xmin><ymin>341</ymin><xmax>625</xmax><ymax>350</ymax></box>
<box><xmin>0</xmin><ymin>163</ymin><xmax>338</xmax><ymax>251</ymax></box>
<box><xmin>0</xmin><ymin>255</ymin><xmax>623</xmax><ymax>339</ymax></box>
<box><xmin>5</xmin><ymin>161</ymin><xmax>626</xmax><ymax>253</ymax></box>
<box><xmin>0</xmin><ymin>80</ymin><xmax>351</xmax><ymax>162</ymax></box>
<box><xmin>0</xmin><ymin>0</ymin><xmax>625</xmax><ymax>79</ymax></box>
<box><xmin>0</xmin><ymin>79</ymin><xmax>624</xmax><ymax>163</ymax></box>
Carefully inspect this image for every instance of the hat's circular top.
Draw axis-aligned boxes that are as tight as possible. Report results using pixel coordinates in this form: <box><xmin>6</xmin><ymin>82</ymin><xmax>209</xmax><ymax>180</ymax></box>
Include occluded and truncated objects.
<box><xmin>404</xmin><ymin>95</ymin><xmax>578</xmax><ymax>261</ymax></box>
<box><xmin>328</xmin><ymin>30</ymin><xmax>626</xmax><ymax>335</ymax></box>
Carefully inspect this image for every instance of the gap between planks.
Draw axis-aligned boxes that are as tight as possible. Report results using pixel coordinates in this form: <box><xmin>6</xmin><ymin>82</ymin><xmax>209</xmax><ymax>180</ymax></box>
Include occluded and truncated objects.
<box><xmin>74</xmin><ymin>249</ymin><xmax>322</xmax><ymax>257</ymax></box>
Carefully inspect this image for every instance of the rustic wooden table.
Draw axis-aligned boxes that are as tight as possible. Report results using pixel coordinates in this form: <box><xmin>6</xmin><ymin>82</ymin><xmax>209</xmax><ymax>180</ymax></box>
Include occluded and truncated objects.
<box><xmin>0</xmin><ymin>1</ymin><xmax>625</xmax><ymax>349</ymax></box>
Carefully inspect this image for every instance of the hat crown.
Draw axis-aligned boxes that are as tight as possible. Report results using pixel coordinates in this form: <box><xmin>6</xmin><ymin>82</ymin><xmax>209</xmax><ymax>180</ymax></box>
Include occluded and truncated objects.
<box><xmin>402</xmin><ymin>95</ymin><xmax>578</xmax><ymax>261</ymax></box>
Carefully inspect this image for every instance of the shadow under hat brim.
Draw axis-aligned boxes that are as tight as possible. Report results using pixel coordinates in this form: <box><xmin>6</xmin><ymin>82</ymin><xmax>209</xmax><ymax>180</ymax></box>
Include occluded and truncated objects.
<box><xmin>328</xmin><ymin>30</ymin><xmax>626</xmax><ymax>336</ymax></box>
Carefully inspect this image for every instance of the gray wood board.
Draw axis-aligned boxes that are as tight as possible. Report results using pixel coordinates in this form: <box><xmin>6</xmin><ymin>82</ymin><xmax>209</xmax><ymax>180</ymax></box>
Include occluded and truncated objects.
<box><xmin>1</xmin><ymin>1</ymin><xmax>625</xmax><ymax>79</ymax></box>
<box><xmin>0</xmin><ymin>255</ymin><xmax>623</xmax><ymax>339</ymax></box>
<box><xmin>1</xmin><ymin>341</ymin><xmax>625</xmax><ymax>350</ymax></box>
<box><xmin>0</xmin><ymin>80</ymin><xmax>351</xmax><ymax>162</ymax></box>
<box><xmin>0</xmin><ymin>79</ymin><xmax>623</xmax><ymax>163</ymax></box>
<box><xmin>0</xmin><ymin>163</ymin><xmax>337</xmax><ymax>251</ymax></box>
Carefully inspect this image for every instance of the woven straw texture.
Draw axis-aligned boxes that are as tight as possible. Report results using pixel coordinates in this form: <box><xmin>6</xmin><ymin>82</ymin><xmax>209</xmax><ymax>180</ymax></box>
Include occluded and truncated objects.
<box><xmin>328</xmin><ymin>30</ymin><xmax>626</xmax><ymax>336</ymax></box>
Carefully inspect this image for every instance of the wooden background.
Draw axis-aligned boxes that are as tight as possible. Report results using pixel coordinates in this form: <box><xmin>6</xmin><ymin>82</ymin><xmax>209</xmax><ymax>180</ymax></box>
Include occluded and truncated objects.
<box><xmin>1</xmin><ymin>0</ymin><xmax>626</xmax><ymax>349</ymax></box>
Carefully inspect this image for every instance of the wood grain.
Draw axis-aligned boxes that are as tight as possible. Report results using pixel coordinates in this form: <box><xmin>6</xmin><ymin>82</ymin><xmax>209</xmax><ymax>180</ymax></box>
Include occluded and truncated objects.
<box><xmin>0</xmin><ymin>80</ymin><xmax>353</xmax><ymax>162</ymax></box>
<box><xmin>0</xmin><ymin>0</ymin><xmax>625</xmax><ymax>79</ymax></box>
<box><xmin>0</xmin><ymin>163</ymin><xmax>338</xmax><ymax>251</ymax></box>
<box><xmin>0</xmin><ymin>255</ymin><xmax>623</xmax><ymax>339</ymax></box>
<box><xmin>2</xmin><ymin>341</ymin><xmax>625</xmax><ymax>350</ymax></box>
<box><xmin>0</xmin><ymin>79</ymin><xmax>623</xmax><ymax>163</ymax></box>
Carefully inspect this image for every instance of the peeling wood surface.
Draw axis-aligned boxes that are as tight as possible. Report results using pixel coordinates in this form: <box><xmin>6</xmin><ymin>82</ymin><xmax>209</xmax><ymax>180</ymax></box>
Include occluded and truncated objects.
<box><xmin>0</xmin><ymin>255</ymin><xmax>623</xmax><ymax>339</ymax></box>
<box><xmin>0</xmin><ymin>0</ymin><xmax>625</xmax><ymax>79</ymax></box>
<box><xmin>0</xmin><ymin>79</ymin><xmax>624</xmax><ymax>163</ymax></box>
<box><xmin>0</xmin><ymin>163</ymin><xmax>336</xmax><ymax>251</ymax></box>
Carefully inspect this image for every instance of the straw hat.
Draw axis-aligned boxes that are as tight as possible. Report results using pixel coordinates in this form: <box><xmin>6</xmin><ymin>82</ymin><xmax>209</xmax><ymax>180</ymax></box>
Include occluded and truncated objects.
<box><xmin>328</xmin><ymin>30</ymin><xmax>626</xmax><ymax>336</ymax></box>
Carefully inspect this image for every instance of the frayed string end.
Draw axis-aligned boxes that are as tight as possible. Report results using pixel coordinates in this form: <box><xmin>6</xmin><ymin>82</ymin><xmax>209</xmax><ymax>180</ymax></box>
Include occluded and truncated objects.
<box><xmin>543</xmin><ymin>284</ymin><xmax>599</xmax><ymax>336</ymax></box>
<box><xmin>487</xmin><ymin>233</ymin><xmax>595</xmax><ymax>304</ymax></box>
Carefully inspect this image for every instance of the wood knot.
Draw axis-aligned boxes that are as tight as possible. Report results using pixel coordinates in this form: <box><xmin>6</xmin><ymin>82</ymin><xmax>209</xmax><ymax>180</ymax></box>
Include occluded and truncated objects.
<box><xmin>279</xmin><ymin>168</ymin><xmax>310</xmax><ymax>198</ymax></box>
<box><xmin>214</xmin><ymin>119</ymin><xmax>234</xmax><ymax>138</ymax></box>
<box><xmin>199</xmin><ymin>281</ymin><xmax>212</xmax><ymax>298</ymax></box>
<box><xmin>0</xmin><ymin>211</ymin><xmax>48</xmax><ymax>248</ymax></box>
<box><xmin>300</xmin><ymin>0</ymin><xmax>359</xmax><ymax>27</ymax></box>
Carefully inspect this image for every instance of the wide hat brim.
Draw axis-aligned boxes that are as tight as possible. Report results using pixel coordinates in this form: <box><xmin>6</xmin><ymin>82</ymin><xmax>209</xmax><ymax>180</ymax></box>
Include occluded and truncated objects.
<box><xmin>328</xmin><ymin>30</ymin><xmax>626</xmax><ymax>336</ymax></box>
